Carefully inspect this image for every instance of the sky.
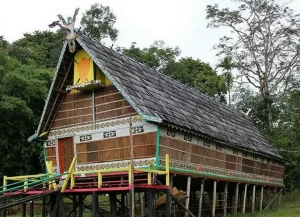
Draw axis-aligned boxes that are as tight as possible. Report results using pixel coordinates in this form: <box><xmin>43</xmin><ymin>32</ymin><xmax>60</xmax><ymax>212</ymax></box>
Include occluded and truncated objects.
<box><xmin>0</xmin><ymin>0</ymin><xmax>300</xmax><ymax>66</ymax></box>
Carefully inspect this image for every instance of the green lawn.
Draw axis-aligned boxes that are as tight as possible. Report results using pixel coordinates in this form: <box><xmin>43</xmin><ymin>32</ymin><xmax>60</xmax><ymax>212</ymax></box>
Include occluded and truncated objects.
<box><xmin>228</xmin><ymin>191</ymin><xmax>300</xmax><ymax>217</ymax></box>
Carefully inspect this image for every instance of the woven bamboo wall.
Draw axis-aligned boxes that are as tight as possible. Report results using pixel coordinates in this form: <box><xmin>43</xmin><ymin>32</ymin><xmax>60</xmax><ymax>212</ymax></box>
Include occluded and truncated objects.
<box><xmin>160</xmin><ymin>136</ymin><xmax>284</xmax><ymax>179</ymax></box>
<box><xmin>76</xmin><ymin>132</ymin><xmax>156</xmax><ymax>164</ymax></box>
<box><xmin>45</xmin><ymin>147</ymin><xmax>57</xmax><ymax>166</ymax></box>
<box><xmin>51</xmin><ymin>85</ymin><xmax>136</xmax><ymax>129</ymax></box>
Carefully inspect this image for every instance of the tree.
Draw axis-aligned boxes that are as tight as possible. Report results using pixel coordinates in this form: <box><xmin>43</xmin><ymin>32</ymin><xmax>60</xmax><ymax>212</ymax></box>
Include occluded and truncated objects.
<box><xmin>0</xmin><ymin>49</ymin><xmax>52</xmax><ymax>178</ymax></box>
<box><xmin>11</xmin><ymin>30</ymin><xmax>65</xmax><ymax>68</ymax></box>
<box><xmin>81</xmin><ymin>3</ymin><xmax>119</xmax><ymax>42</ymax></box>
<box><xmin>117</xmin><ymin>41</ymin><xmax>180</xmax><ymax>71</ymax></box>
<box><xmin>216</xmin><ymin>56</ymin><xmax>234</xmax><ymax>105</ymax></box>
<box><xmin>206</xmin><ymin>0</ymin><xmax>300</xmax><ymax>129</ymax></box>
<box><xmin>164</xmin><ymin>57</ymin><xmax>228</xmax><ymax>102</ymax></box>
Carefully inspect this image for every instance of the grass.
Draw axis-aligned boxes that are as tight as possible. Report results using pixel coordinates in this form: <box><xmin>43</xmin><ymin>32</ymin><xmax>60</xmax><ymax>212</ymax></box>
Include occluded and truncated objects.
<box><xmin>227</xmin><ymin>191</ymin><xmax>300</xmax><ymax>217</ymax></box>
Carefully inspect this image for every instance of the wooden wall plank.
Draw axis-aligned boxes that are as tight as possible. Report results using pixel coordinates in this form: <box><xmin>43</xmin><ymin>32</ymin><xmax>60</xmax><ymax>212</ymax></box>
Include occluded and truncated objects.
<box><xmin>76</xmin><ymin>132</ymin><xmax>156</xmax><ymax>164</ymax></box>
<box><xmin>160</xmin><ymin>136</ymin><xmax>284</xmax><ymax>179</ymax></box>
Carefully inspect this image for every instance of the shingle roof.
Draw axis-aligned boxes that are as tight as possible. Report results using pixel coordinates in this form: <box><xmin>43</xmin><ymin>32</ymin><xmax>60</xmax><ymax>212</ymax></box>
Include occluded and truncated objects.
<box><xmin>76</xmin><ymin>34</ymin><xmax>281</xmax><ymax>159</ymax></box>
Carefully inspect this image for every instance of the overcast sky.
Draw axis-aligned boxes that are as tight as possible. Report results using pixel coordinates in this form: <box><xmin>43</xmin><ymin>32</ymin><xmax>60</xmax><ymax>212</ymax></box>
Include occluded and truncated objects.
<box><xmin>1</xmin><ymin>0</ymin><xmax>300</xmax><ymax>66</ymax></box>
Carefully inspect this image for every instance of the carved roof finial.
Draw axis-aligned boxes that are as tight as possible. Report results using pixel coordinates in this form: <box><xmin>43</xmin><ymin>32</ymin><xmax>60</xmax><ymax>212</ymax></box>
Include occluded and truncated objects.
<box><xmin>49</xmin><ymin>8</ymin><xmax>79</xmax><ymax>53</ymax></box>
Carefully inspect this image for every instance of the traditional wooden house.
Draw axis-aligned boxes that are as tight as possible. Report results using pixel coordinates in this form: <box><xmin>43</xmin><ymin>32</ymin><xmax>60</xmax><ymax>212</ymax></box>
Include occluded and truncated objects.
<box><xmin>28</xmin><ymin>32</ymin><xmax>284</xmax><ymax>216</ymax></box>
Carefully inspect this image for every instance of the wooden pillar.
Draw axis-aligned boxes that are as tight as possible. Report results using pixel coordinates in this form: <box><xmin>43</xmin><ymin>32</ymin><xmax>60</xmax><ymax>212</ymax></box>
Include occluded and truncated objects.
<box><xmin>2</xmin><ymin>198</ymin><xmax>7</xmax><ymax>217</ymax></box>
<box><xmin>223</xmin><ymin>182</ymin><xmax>228</xmax><ymax>217</ymax></box>
<box><xmin>147</xmin><ymin>190</ymin><xmax>153</xmax><ymax>217</ymax></box>
<box><xmin>29</xmin><ymin>200</ymin><xmax>34</xmax><ymax>217</ymax></box>
<box><xmin>79</xmin><ymin>195</ymin><xmax>84</xmax><ymax>217</ymax></box>
<box><xmin>198</xmin><ymin>179</ymin><xmax>205</xmax><ymax>217</ymax></box>
<box><xmin>279</xmin><ymin>189</ymin><xmax>282</xmax><ymax>205</ymax></box>
<box><xmin>274</xmin><ymin>188</ymin><xmax>277</xmax><ymax>207</ymax></box>
<box><xmin>212</xmin><ymin>180</ymin><xmax>217</xmax><ymax>217</ymax></box>
<box><xmin>166</xmin><ymin>189</ymin><xmax>171</xmax><ymax>217</ymax></box>
<box><xmin>234</xmin><ymin>183</ymin><xmax>239</xmax><ymax>216</ymax></box>
<box><xmin>42</xmin><ymin>197</ymin><xmax>46</xmax><ymax>217</ymax></box>
<box><xmin>260</xmin><ymin>186</ymin><xmax>264</xmax><ymax>211</ymax></box>
<box><xmin>252</xmin><ymin>185</ymin><xmax>256</xmax><ymax>213</ymax></box>
<box><xmin>242</xmin><ymin>184</ymin><xmax>248</xmax><ymax>213</ymax></box>
<box><xmin>92</xmin><ymin>192</ymin><xmax>98</xmax><ymax>217</ymax></box>
<box><xmin>110</xmin><ymin>193</ymin><xmax>117</xmax><ymax>217</ymax></box>
<box><xmin>185</xmin><ymin>176</ymin><xmax>192</xmax><ymax>217</ymax></box>
<box><xmin>139</xmin><ymin>193</ymin><xmax>144</xmax><ymax>217</ymax></box>
<box><xmin>22</xmin><ymin>202</ymin><xmax>26</xmax><ymax>217</ymax></box>
<box><xmin>121</xmin><ymin>193</ymin><xmax>126</xmax><ymax>217</ymax></box>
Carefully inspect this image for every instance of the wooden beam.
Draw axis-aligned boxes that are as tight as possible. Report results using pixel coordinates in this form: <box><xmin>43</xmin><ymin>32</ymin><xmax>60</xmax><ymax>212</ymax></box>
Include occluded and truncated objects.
<box><xmin>242</xmin><ymin>184</ymin><xmax>248</xmax><ymax>213</ymax></box>
<box><xmin>185</xmin><ymin>176</ymin><xmax>192</xmax><ymax>217</ymax></box>
<box><xmin>223</xmin><ymin>182</ymin><xmax>228</xmax><ymax>217</ymax></box>
<box><xmin>234</xmin><ymin>183</ymin><xmax>239</xmax><ymax>216</ymax></box>
<box><xmin>252</xmin><ymin>185</ymin><xmax>256</xmax><ymax>214</ymax></box>
<box><xmin>212</xmin><ymin>180</ymin><xmax>217</xmax><ymax>217</ymax></box>
<box><xmin>43</xmin><ymin>58</ymin><xmax>73</xmax><ymax>133</ymax></box>
<box><xmin>21</xmin><ymin>201</ymin><xmax>26</xmax><ymax>217</ymax></box>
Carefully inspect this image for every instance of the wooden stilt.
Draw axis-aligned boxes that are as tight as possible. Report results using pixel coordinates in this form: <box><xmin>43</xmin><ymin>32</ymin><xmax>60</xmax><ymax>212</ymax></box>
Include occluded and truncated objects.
<box><xmin>260</xmin><ymin>186</ymin><xmax>264</xmax><ymax>211</ymax></box>
<box><xmin>58</xmin><ymin>194</ymin><xmax>66</xmax><ymax>217</ymax></box>
<box><xmin>148</xmin><ymin>190</ymin><xmax>153</xmax><ymax>217</ymax></box>
<box><xmin>110</xmin><ymin>193</ymin><xmax>117</xmax><ymax>217</ymax></box>
<box><xmin>92</xmin><ymin>192</ymin><xmax>98</xmax><ymax>217</ymax></box>
<box><xmin>121</xmin><ymin>193</ymin><xmax>126</xmax><ymax>217</ymax></box>
<box><xmin>279</xmin><ymin>189</ymin><xmax>282</xmax><ymax>205</ymax></box>
<box><xmin>166</xmin><ymin>189</ymin><xmax>171</xmax><ymax>217</ymax></box>
<box><xmin>223</xmin><ymin>182</ymin><xmax>228</xmax><ymax>217</ymax></box>
<box><xmin>72</xmin><ymin>195</ymin><xmax>77</xmax><ymax>217</ymax></box>
<box><xmin>198</xmin><ymin>179</ymin><xmax>205</xmax><ymax>217</ymax></box>
<box><xmin>212</xmin><ymin>180</ymin><xmax>217</xmax><ymax>217</ymax></box>
<box><xmin>29</xmin><ymin>200</ymin><xmax>34</xmax><ymax>217</ymax></box>
<box><xmin>263</xmin><ymin>189</ymin><xmax>283</xmax><ymax>211</ymax></box>
<box><xmin>139</xmin><ymin>193</ymin><xmax>144</xmax><ymax>217</ymax></box>
<box><xmin>79</xmin><ymin>195</ymin><xmax>84</xmax><ymax>217</ymax></box>
<box><xmin>242</xmin><ymin>184</ymin><xmax>248</xmax><ymax>213</ymax></box>
<box><xmin>252</xmin><ymin>185</ymin><xmax>256</xmax><ymax>214</ymax></box>
<box><xmin>2</xmin><ymin>198</ymin><xmax>7</xmax><ymax>217</ymax></box>
<box><xmin>185</xmin><ymin>176</ymin><xmax>192</xmax><ymax>217</ymax></box>
<box><xmin>42</xmin><ymin>197</ymin><xmax>46</xmax><ymax>217</ymax></box>
<box><xmin>274</xmin><ymin>188</ymin><xmax>277</xmax><ymax>208</ymax></box>
<box><xmin>22</xmin><ymin>202</ymin><xmax>26</xmax><ymax>217</ymax></box>
<box><xmin>234</xmin><ymin>183</ymin><xmax>239</xmax><ymax>216</ymax></box>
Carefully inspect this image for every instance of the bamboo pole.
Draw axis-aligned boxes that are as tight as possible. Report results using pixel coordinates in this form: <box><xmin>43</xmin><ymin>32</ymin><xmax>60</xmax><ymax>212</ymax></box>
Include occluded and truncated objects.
<box><xmin>212</xmin><ymin>180</ymin><xmax>217</xmax><ymax>217</ymax></box>
<box><xmin>198</xmin><ymin>179</ymin><xmax>205</xmax><ymax>217</ymax></box>
<box><xmin>185</xmin><ymin>176</ymin><xmax>192</xmax><ymax>217</ymax></box>
<box><xmin>242</xmin><ymin>184</ymin><xmax>248</xmax><ymax>213</ymax></box>
<box><xmin>223</xmin><ymin>182</ymin><xmax>228</xmax><ymax>217</ymax></box>
<box><xmin>252</xmin><ymin>185</ymin><xmax>256</xmax><ymax>213</ymax></box>
<box><xmin>260</xmin><ymin>186</ymin><xmax>264</xmax><ymax>211</ymax></box>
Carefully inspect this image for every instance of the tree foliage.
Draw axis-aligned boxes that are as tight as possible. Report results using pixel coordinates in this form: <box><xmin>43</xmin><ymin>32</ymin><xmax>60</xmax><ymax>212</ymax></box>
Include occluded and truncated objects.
<box><xmin>81</xmin><ymin>3</ymin><xmax>119</xmax><ymax>42</ymax></box>
<box><xmin>0</xmin><ymin>45</ymin><xmax>52</xmax><ymax>178</ymax></box>
<box><xmin>207</xmin><ymin>0</ymin><xmax>300</xmax><ymax>128</ymax></box>
<box><xmin>117</xmin><ymin>41</ymin><xmax>180</xmax><ymax>71</ymax></box>
<box><xmin>164</xmin><ymin>57</ymin><xmax>228</xmax><ymax>102</ymax></box>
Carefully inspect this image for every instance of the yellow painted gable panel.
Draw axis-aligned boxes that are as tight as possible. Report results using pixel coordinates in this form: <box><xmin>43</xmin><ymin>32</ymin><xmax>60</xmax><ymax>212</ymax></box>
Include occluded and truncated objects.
<box><xmin>74</xmin><ymin>50</ymin><xmax>94</xmax><ymax>85</ymax></box>
<box><xmin>95</xmin><ymin>65</ymin><xmax>112</xmax><ymax>85</ymax></box>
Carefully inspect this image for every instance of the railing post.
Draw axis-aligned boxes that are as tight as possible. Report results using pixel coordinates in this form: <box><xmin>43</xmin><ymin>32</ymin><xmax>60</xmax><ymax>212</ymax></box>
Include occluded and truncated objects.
<box><xmin>24</xmin><ymin>179</ymin><xmax>28</xmax><ymax>192</ymax></box>
<box><xmin>3</xmin><ymin>176</ymin><xmax>7</xmax><ymax>191</ymax></box>
<box><xmin>165</xmin><ymin>154</ymin><xmax>170</xmax><ymax>186</ymax></box>
<box><xmin>148</xmin><ymin>171</ymin><xmax>152</xmax><ymax>185</ymax></box>
<box><xmin>61</xmin><ymin>158</ymin><xmax>76</xmax><ymax>192</ymax></box>
<box><xmin>98</xmin><ymin>171</ymin><xmax>102</xmax><ymax>188</ymax></box>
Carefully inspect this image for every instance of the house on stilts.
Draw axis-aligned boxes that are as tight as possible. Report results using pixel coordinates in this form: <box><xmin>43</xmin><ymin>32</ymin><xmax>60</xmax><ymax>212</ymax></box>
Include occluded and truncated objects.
<box><xmin>1</xmin><ymin>31</ymin><xmax>284</xmax><ymax>217</ymax></box>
